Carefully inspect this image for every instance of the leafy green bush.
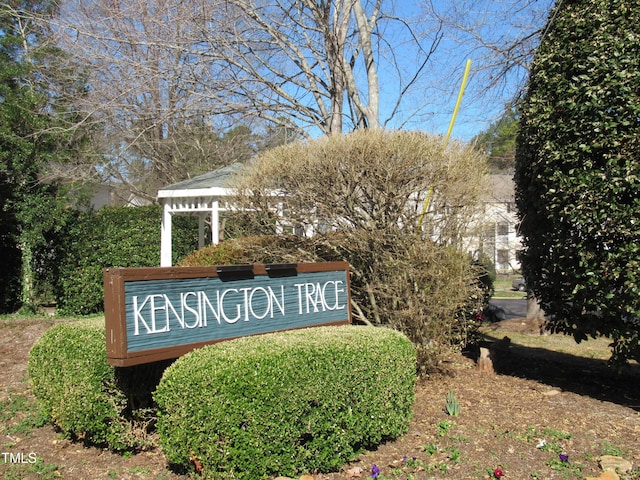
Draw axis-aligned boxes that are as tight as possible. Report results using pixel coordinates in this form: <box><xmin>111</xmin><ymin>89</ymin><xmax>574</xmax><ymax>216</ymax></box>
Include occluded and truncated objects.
<box><xmin>28</xmin><ymin>319</ymin><xmax>160</xmax><ymax>451</ymax></box>
<box><xmin>56</xmin><ymin>205</ymin><xmax>198</xmax><ymax>315</ymax></box>
<box><xmin>0</xmin><ymin>240</ymin><xmax>21</xmax><ymax>313</ymax></box>
<box><xmin>515</xmin><ymin>0</ymin><xmax>640</xmax><ymax>364</ymax></box>
<box><xmin>178</xmin><ymin>235</ymin><xmax>321</xmax><ymax>267</ymax></box>
<box><xmin>154</xmin><ymin>325</ymin><xmax>416</xmax><ymax>479</ymax></box>
<box><xmin>28</xmin><ymin>319</ymin><xmax>129</xmax><ymax>449</ymax></box>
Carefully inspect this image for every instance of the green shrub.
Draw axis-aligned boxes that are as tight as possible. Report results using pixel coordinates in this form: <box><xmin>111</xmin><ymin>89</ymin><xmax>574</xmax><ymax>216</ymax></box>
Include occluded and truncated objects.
<box><xmin>28</xmin><ymin>319</ymin><xmax>159</xmax><ymax>451</ymax></box>
<box><xmin>57</xmin><ymin>265</ymin><xmax>105</xmax><ymax>316</ymax></box>
<box><xmin>154</xmin><ymin>325</ymin><xmax>416</xmax><ymax>479</ymax></box>
<box><xmin>178</xmin><ymin>235</ymin><xmax>321</xmax><ymax>268</ymax></box>
<box><xmin>0</xmin><ymin>239</ymin><xmax>21</xmax><ymax>313</ymax></box>
<box><xmin>28</xmin><ymin>319</ymin><xmax>127</xmax><ymax>448</ymax></box>
<box><xmin>56</xmin><ymin>205</ymin><xmax>198</xmax><ymax>315</ymax></box>
<box><xmin>515</xmin><ymin>0</ymin><xmax>640</xmax><ymax>365</ymax></box>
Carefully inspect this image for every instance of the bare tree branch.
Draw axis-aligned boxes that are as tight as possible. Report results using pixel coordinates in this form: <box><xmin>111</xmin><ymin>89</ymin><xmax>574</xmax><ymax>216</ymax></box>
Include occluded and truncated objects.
<box><xmin>417</xmin><ymin>0</ymin><xmax>554</xmax><ymax>125</ymax></box>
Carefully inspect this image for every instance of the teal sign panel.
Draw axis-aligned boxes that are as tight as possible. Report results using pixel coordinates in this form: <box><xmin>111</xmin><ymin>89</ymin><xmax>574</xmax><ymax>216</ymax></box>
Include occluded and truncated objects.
<box><xmin>104</xmin><ymin>263</ymin><xmax>351</xmax><ymax>366</ymax></box>
<box><xmin>124</xmin><ymin>270</ymin><xmax>348</xmax><ymax>353</ymax></box>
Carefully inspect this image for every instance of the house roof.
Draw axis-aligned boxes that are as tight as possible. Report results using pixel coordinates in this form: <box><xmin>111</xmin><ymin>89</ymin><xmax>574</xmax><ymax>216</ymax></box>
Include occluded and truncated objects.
<box><xmin>157</xmin><ymin>163</ymin><xmax>244</xmax><ymax>199</ymax></box>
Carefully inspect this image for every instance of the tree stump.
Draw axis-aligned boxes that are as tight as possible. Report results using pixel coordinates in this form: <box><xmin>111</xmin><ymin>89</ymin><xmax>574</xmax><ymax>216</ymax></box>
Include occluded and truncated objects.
<box><xmin>477</xmin><ymin>347</ymin><xmax>494</xmax><ymax>373</ymax></box>
<box><xmin>477</xmin><ymin>336</ymin><xmax>511</xmax><ymax>374</ymax></box>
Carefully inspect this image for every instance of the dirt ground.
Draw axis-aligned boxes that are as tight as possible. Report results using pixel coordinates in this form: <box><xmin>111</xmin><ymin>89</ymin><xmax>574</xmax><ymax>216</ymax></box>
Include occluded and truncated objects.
<box><xmin>1</xmin><ymin>317</ymin><xmax>639</xmax><ymax>480</ymax></box>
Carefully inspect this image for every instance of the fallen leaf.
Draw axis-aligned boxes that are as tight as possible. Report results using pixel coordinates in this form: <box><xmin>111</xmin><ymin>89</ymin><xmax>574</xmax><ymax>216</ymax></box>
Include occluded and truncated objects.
<box><xmin>542</xmin><ymin>389</ymin><xmax>561</xmax><ymax>396</ymax></box>
<box><xmin>189</xmin><ymin>451</ymin><xmax>203</xmax><ymax>473</ymax></box>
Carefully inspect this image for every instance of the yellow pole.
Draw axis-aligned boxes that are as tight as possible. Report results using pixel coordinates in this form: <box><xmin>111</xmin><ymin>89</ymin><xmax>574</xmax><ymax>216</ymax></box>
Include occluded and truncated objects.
<box><xmin>417</xmin><ymin>59</ymin><xmax>472</xmax><ymax>231</ymax></box>
<box><xmin>444</xmin><ymin>59</ymin><xmax>472</xmax><ymax>146</ymax></box>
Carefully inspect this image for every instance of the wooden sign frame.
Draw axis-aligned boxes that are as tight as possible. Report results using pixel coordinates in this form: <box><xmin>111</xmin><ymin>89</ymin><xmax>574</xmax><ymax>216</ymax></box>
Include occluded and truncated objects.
<box><xmin>104</xmin><ymin>262</ymin><xmax>351</xmax><ymax>366</ymax></box>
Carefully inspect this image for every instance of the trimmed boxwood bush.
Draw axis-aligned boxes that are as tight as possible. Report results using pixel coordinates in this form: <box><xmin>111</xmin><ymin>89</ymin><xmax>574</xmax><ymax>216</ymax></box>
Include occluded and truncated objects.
<box><xmin>178</xmin><ymin>234</ymin><xmax>319</xmax><ymax>267</ymax></box>
<box><xmin>28</xmin><ymin>319</ymin><xmax>128</xmax><ymax>449</ymax></box>
<box><xmin>154</xmin><ymin>325</ymin><xmax>416</xmax><ymax>479</ymax></box>
<box><xmin>28</xmin><ymin>319</ymin><xmax>162</xmax><ymax>451</ymax></box>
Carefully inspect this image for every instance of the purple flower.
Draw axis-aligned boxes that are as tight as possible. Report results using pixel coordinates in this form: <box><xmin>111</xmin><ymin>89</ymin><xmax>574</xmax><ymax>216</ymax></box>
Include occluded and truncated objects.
<box><xmin>371</xmin><ymin>463</ymin><xmax>381</xmax><ymax>478</ymax></box>
<box><xmin>559</xmin><ymin>454</ymin><xmax>569</xmax><ymax>463</ymax></box>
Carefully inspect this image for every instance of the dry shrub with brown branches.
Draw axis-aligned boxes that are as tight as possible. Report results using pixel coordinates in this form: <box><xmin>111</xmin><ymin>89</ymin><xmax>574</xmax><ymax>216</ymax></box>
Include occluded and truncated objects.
<box><xmin>195</xmin><ymin>130</ymin><xmax>489</xmax><ymax>373</ymax></box>
<box><xmin>232</xmin><ymin>129</ymin><xmax>487</xmax><ymax>241</ymax></box>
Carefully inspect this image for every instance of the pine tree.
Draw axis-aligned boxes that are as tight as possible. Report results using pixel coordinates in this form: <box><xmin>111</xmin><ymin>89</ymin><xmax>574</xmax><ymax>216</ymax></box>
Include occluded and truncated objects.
<box><xmin>473</xmin><ymin>107</ymin><xmax>519</xmax><ymax>173</ymax></box>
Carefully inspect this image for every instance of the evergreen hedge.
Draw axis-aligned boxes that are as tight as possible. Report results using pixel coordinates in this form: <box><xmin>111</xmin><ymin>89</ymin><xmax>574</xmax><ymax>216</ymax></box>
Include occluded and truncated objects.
<box><xmin>56</xmin><ymin>205</ymin><xmax>198</xmax><ymax>315</ymax></box>
<box><xmin>515</xmin><ymin>0</ymin><xmax>640</xmax><ymax>364</ymax></box>
<box><xmin>154</xmin><ymin>325</ymin><xmax>416</xmax><ymax>479</ymax></box>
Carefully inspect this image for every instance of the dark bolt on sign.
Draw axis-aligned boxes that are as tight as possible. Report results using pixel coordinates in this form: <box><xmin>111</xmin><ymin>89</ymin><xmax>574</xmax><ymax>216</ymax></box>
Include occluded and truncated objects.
<box><xmin>104</xmin><ymin>262</ymin><xmax>351</xmax><ymax>366</ymax></box>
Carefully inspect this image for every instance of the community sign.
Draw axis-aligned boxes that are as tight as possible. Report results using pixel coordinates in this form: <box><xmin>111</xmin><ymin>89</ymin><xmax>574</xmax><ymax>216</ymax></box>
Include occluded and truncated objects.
<box><xmin>104</xmin><ymin>262</ymin><xmax>351</xmax><ymax>366</ymax></box>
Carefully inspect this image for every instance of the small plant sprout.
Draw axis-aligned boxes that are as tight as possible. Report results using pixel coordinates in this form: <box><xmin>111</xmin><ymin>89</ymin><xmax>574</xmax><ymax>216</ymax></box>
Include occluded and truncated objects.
<box><xmin>424</xmin><ymin>443</ymin><xmax>438</xmax><ymax>455</ymax></box>
<box><xmin>445</xmin><ymin>390</ymin><xmax>460</xmax><ymax>416</ymax></box>
<box><xmin>436</xmin><ymin>420</ymin><xmax>455</xmax><ymax>436</ymax></box>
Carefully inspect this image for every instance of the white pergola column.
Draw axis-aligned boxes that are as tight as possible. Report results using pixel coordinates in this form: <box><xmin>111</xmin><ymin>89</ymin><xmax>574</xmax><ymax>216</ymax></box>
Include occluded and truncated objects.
<box><xmin>160</xmin><ymin>201</ymin><xmax>173</xmax><ymax>267</ymax></box>
<box><xmin>197</xmin><ymin>202</ymin><xmax>220</xmax><ymax>250</ymax></box>
<box><xmin>157</xmin><ymin>178</ymin><xmax>238</xmax><ymax>265</ymax></box>
<box><xmin>211</xmin><ymin>200</ymin><xmax>220</xmax><ymax>245</ymax></box>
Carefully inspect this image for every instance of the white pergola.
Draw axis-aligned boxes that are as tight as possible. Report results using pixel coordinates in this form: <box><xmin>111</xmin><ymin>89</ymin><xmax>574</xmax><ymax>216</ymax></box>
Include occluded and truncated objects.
<box><xmin>157</xmin><ymin>163</ymin><xmax>242</xmax><ymax>266</ymax></box>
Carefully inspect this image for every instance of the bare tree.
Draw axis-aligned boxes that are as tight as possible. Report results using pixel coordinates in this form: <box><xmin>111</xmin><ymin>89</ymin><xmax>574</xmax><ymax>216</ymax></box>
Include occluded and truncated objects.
<box><xmin>33</xmin><ymin>0</ymin><xmax>553</xmax><ymax>200</ymax></box>
<box><xmin>37</xmin><ymin>0</ymin><xmax>447</xmax><ymax>200</ymax></box>
<box><xmin>47</xmin><ymin>0</ymin><xmax>254</xmax><ymax>201</ymax></box>
<box><xmin>417</xmin><ymin>0</ymin><xmax>554</xmax><ymax>126</ymax></box>
<box><xmin>48</xmin><ymin>0</ymin><xmax>441</xmax><ymax>142</ymax></box>
<box><xmin>197</xmin><ymin>0</ymin><xmax>441</xmax><ymax>135</ymax></box>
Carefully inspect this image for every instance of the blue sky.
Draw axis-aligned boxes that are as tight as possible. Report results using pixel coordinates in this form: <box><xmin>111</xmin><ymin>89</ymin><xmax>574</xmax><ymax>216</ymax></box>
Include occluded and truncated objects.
<box><xmin>375</xmin><ymin>0</ymin><xmax>555</xmax><ymax>142</ymax></box>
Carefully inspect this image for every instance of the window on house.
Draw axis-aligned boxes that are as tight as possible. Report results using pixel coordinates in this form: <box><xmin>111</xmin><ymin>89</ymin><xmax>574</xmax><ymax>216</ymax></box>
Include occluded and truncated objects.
<box><xmin>497</xmin><ymin>222</ymin><xmax>509</xmax><ymax>236</ymax></box>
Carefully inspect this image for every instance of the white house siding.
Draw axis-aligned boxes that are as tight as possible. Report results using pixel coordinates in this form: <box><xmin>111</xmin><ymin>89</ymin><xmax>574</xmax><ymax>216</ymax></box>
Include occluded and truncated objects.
<box><xmin>464</xmin><ymin>175</ymin><xmax>522</xmax><ymax>274</ymax></box>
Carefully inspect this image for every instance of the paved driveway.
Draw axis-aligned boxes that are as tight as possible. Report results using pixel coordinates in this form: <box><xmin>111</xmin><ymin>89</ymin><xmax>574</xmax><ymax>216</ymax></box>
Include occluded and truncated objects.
<box><xmin>489</xmin><ymin>298</ymin><xmax>527</xmax><ymax>319</ymax></box>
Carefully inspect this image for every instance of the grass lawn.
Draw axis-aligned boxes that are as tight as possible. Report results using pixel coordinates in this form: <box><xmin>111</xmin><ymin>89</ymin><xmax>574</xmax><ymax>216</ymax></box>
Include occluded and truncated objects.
<box><xmin>492</xmin><ymin>276</ymin><xmax>527</xmax><ymax>299</ymax></box>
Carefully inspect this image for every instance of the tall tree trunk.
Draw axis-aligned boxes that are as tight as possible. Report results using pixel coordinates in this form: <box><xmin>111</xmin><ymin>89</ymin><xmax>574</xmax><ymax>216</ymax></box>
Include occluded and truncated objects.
<box><xmin>19</xmin><ymin>241</ymin><xmax>36</xmax><ymax>313</ymax></box>
<box><xmin>526</xmin><ymin>291</ymin><xmax>544</xmax><ymax>319</ymax></box>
